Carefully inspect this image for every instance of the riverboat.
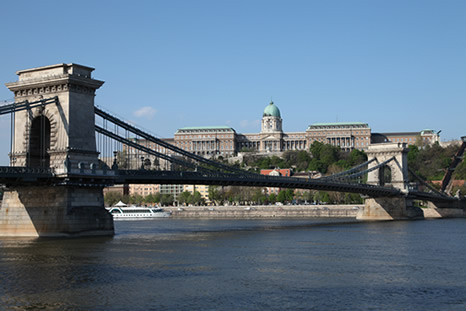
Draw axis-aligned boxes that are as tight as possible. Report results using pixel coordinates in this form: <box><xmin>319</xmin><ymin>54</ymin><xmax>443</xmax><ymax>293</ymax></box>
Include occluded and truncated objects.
<box><xmin>106</xmin><ymin>201</ymin><xmax>171</xmax><ymax>219</ymax></box>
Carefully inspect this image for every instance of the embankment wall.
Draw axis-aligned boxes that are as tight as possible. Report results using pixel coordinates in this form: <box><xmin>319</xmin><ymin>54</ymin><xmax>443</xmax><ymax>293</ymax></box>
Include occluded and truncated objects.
<box><xmin>169</xmin><ymin>204</ymin><xmax>362</xmax><ymax>219</ymax></box>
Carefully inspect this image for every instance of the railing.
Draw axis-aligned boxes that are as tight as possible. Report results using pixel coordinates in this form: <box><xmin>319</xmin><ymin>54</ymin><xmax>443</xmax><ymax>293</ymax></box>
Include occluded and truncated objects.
<box><xmin>0</xmin><ymin>166</ymin><xmax>54</xmax><ymax>175</ymax></box>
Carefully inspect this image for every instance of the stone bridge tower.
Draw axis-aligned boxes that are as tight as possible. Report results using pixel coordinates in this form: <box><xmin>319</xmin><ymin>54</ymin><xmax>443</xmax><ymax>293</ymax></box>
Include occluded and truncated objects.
<box><xmin>0</xmin><ymin>64</ymin><xmax>113</xmax><ymax>237</ymax></box>
<box><xmin>366</xmin><ymin>142</ymin><xmax>409</xmax><ymax>192</ymax></box>
<box><xmin>6</xmin><ymin>63</ymin><xmax>103</xmax><ymax>170</ymax></box>
<box><xmin>357</xmin><ymin>142</ymin><xmax>423</xmax><ymax>220</ymax></box>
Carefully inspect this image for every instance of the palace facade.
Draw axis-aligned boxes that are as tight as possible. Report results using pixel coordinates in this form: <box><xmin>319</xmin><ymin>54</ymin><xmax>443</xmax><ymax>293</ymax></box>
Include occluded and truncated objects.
<box><xmin>122</xmin><ymin>101</ymin><xmax>439</xmax><ymax>171</ymax></box>
<box><xmin>172</xmin><ymin>101</ymin><xmax>373</xmax><ymax>156</ymax></box>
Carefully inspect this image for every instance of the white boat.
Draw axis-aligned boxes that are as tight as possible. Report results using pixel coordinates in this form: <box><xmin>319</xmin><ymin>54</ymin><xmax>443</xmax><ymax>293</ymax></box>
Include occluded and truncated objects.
<box><xmin>106</xmin><ymin>201</ymin><xmax>171</xmax><ymax>219</ymax></box>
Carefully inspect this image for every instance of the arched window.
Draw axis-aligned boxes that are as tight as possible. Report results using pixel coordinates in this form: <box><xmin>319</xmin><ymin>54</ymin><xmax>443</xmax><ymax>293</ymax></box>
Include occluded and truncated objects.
<box><xmin>28</xmin><ymin>116</ymin><xmax>51</xmax><ymax>168</ymax></box>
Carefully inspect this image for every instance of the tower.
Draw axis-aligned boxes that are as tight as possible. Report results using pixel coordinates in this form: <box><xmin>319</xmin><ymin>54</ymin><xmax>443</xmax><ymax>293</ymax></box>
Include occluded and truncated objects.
<box><xmin>357</xmin><ymin>142</ymin><xmax>423</xmax><ymax>220</ymax></box>
<box><xmin>0</xmin><ymin>64</ymin><xmax>113</xmax><ymax>237</ymax></box>
<box><xmin>260</xmin><ymin>101</ymin><xmax>283</xmax><ymax>152</ymax></box>
<box><xmin>261</xmin><ymin>101</ymin><xmax>282</xmax><ymax>133</ymax></box>
<box><xmin>6</xmin><ymin>63</ymin><xmax>104</xmax><ymax>170</ymax></box>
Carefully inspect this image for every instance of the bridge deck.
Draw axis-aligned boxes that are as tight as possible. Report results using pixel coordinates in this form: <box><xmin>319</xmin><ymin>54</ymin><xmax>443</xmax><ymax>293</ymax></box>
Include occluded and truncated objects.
<box><xmin>0</xmin><ymin>166</ymin><xmax>456</xmax><ymax>201</ymax></box>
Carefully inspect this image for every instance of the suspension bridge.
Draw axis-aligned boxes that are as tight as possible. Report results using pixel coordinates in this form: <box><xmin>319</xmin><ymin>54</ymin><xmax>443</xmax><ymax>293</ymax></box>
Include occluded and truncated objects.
<box><xmin>0</xmin><ymin>63</ymin><xmax>464</xmax><ymax>237</ymax></box>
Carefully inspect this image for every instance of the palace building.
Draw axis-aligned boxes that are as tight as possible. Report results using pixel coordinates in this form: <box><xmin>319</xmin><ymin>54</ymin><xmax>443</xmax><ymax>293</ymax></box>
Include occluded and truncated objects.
<box><xmin>122</xmin><ymin>101</ymin><xmax>439</xmax><ymax>171</ymax></box>
<box><xmin>119</xmin><ymin>101</ymin><xmax>440</xmax><ymax>202</ymax></box>
<box><xmin>172</xmin><ymin>101</ymin><xmax>371</xmax><ymax>156</ymax></box>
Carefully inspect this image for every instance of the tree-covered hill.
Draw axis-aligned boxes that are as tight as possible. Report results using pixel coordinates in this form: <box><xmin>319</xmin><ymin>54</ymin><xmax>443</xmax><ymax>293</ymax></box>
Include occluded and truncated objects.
<box><xmin>407</xmin><ymin>143</ymin><xmax>462</xmax><ymax>181</ymax></box>
<box><xmin>244</xmin><ymin>141</ymin><xmax>367</xmax><ymax>174</ymax></box>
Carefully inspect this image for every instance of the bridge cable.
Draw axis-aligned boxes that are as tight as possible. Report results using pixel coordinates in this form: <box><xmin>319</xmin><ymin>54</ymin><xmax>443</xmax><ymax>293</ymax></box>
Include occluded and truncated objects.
<box><xmin>408</xmin><ymin>167</ymin><xmax>451</xmax><ymax>198</ymax></box>
<box><xmin>334</xmin><ymin>157</ymin><xmax>396</xmax><ymax>181</ymax></box>
<box><xmin>95</xmin><ymin>125</ymin><xmax>216</xmax><ymax>173</ymax></box>
<box><xmin>319</xmin><ymin>158</ymin><xmax>376</xmax><ymax>181</ymax></box>
<box><xmin>0</xmin><ymin>97</ymin><xmax>58</xmax><ymax>116</ymax></box>
<box><xmin>95</xmin><ymin>106</ymin><xmax>256</xmax><ymax>177</ymax></box>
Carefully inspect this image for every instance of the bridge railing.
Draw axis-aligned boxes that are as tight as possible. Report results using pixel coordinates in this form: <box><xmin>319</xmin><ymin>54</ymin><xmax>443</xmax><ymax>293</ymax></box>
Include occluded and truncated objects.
<box><xmin>0</xmin><ymin>166</ymin><xmax>54</xmax><ymax>175</ymax></box>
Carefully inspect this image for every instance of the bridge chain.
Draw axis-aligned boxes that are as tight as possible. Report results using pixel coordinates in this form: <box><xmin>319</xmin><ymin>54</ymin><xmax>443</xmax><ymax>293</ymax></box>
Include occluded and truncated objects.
<box><xmin>95</xmin><ymin>106</ymin><xmax>257</xmax><ymax>177</ymax></box>
<box><xmin>0</xmin><ymin>96</ymin><xmax>58</xmax><ymax>116</ymax></box>
<box><xmin>319</xmin><ymin>158</ymin><xmax>376</xmax><ymax>181</ymax></box>
<box><xmin>408</xmin><ymin>167</ymin><xmax>451</xmax><ymax>199</ymax></box>
<box><xmin>95</xmin><ymin>125</ymin><xmax>217</xmax><ymax>173</ymax></box>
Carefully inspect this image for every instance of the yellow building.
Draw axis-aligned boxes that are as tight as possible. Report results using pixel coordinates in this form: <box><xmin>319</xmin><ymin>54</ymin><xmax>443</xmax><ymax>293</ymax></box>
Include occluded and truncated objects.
<box><xmin>183</xmin><ymin>184</ymin><xmax>210</xmax><ymax>201</ymax></box>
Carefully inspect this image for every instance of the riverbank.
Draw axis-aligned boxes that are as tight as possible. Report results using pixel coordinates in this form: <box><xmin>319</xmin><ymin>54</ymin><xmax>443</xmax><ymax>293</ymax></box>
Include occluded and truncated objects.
<box><xmin>168</xmin><ymin>204</ymin><xmax>362</xmax><ymax>218</ymax></box>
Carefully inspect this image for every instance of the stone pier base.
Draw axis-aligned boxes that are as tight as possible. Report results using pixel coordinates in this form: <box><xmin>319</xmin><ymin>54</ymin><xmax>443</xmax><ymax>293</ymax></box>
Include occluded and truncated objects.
<box><xmin>357</xmin><ymin>197</ymin><xmax>424</xmax><ymax>220</ymax></box>
<box><xmin>423</xmin><ymin>201</ymin><xmax>466</xmax><ymax>218</ymax></box>
<box><xmin>0</xmin><ymin>186</ymin><xmax>114</xmax><ymax>237</ymax></box>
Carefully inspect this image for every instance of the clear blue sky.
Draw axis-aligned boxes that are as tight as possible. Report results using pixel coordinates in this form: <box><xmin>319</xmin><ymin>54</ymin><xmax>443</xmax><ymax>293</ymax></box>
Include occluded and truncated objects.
<box><xmin>0</xmin><ymin>0</ymin><xmax>465</xmax><ymax>164</ymax></box>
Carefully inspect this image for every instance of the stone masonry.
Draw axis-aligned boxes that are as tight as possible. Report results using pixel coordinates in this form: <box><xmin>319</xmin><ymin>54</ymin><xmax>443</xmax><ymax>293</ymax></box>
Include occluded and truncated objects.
<box><xmin>0</xmin><ymin>64</ymin><xmax>113</xmax><ymax>237</ymax></box>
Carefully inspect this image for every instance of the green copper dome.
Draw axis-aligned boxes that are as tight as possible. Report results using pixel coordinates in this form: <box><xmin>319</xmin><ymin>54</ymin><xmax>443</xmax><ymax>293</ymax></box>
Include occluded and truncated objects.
<box><xmin>263</xmin><ymin>101</ymin><xmax>281</xmax><ymax>118</ymax></box>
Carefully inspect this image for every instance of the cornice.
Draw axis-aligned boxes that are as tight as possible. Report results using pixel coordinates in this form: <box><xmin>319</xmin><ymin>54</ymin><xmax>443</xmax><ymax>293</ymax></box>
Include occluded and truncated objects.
<box><xmin>5</xmin><ymin>74</ymin><xmax>104</xmax><ymax>92</ymax></box>
<box><xmin>6</xmin><ymin>74</ymin><xmax>105</xmax><ymax>98</ymax></box>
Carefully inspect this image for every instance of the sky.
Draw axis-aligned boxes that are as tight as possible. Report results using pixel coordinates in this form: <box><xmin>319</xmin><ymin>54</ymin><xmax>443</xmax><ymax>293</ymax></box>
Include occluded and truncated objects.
<box><xmin>0</xmin><ymin>0</ymin><xmax>465</xmax><ymax>164</ymax></box>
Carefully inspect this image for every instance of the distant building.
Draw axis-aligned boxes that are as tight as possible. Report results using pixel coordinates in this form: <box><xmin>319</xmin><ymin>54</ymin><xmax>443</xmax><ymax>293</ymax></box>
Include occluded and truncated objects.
<box><xmin>118</xmin><ymin>101</ymin><xmax>440</xmax><ymax>199</ymax></box>
<box><xmin>183</xmin><ymin>184</ymin><xmax>210</xmax><ymax>201</ymax></box>
<box><xmin>103</xmin><ymin>185</ymin><xmax>128</xmax><ymax>196</ymax></box>
<box><xmin>174</xmin><ymin>126</ymin><xmax>236</xmax><ymax>156</ymax></box>
<box><xmin>306</xmin><ymin>122</ymin><xmax>371</xmax><ymax>151</ymax></box>
<box><xmin>129</xmin><ymin>184</ymin><xmax>160</xmax><ymax>197</ymax></box>
<box><xmin>172</xmin><ymin>101</ymin><xmax>368</xmax><ymax>155</ymax></box>
<box><xmin>371</xmin><ymin>129</ymin><xmax>440</xmax><ymax>146</ymax></box>
<box><xmin>260</xmin><ymin>168</ymin><xmax>293</xmax><ymax>195</ymax></box>
<box><xmin>159</xmin><ymin>184</ymin><xmax>184</xmax><ymax>201</ymax></box>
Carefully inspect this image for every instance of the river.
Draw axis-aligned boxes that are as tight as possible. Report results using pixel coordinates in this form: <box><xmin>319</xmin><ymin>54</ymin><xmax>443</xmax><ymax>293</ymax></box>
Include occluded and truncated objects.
<box><xmin>1</xmin><ymin>218</ymin><xmax>466</xmax><ymax>310</ymax></box>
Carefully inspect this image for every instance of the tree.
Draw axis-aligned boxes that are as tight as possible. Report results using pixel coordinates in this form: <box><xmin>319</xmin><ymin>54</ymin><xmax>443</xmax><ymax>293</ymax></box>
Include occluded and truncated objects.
<box><xmin>320</xmin><ymin>144</ymin><xmax>339</xmax><ymax>169</ymax></box>
<box><xmin>252</xmin><ymin>188</ymin><xmax>266</xmax><ymax>205</ymax></box>
<box><xmin>349</xmin><ymin>148</ymin><xmax>367</xmax><ymax>166</ymax></box>
<box><xmin>129</xmin><ymin>194</ymin><xmax>144</xmax><ymax>205</ymax></box>
<box><xmin>160</xmin><ymin>194</ymin><xmax>174</xmax><ymax>206</ymax></box>
<box><xmin>302</xmin><ymin>191</ymin><xmax>314</xmax><ymax>202</ymax></box>
<box><xmin>277</xmin><ymin>190</ymin><xmax>287</xmax><ymax>203</ymax></box>
<box><xmin>208</xmin><ymin>186</ymin><xmax>224</xmax><ymax>205</ymax></box>
<box><xmin>178</xmin><ymin>191</ymin><xmax>192</xmax><ymax>206</ymax></box>
<box><xmin>454</xmin><ymin>161</ymin><xmax>466</xmax><ymax>180</ymax></box>
<box><xmin>314</xmin><ymin>191</ymin><xmax>330</xmax><ymax>204</ymax></box>
<box><xmin>310</xmin><ymin>141</ymin><xmax>324</xmax><ymax>159</ymax></box>
<box><xmin>268</xmin><ymin>193</ymin><xmax>277</xmax><ymax>204</ymax></box>
<box><xmin>144</xmin><ymin>193</ymin><xmax>155</xmax><ymax>204</ymax></box>
<box><xmin>192</xmin><ymin>191</ymin><xmax>204</xmax><ymax>206</ymax></box>
<box><xmin>284</xmin><ymin>189</ymin><xmax>294</xmax><ymax>202</ymax></box>
<box><xmin>153</xmin><ymin>192</ymin><xmax>161</xmax><ymax>203</ymax></box>
<box><xmin>407</xmin><ymin>143</ymin><xmax>459</xmax><ymax>181</ymax></box>
<box><xmin>104</xmin><ymin>192</ymin><xmax>127</xmax><ymax>207</ymax></box>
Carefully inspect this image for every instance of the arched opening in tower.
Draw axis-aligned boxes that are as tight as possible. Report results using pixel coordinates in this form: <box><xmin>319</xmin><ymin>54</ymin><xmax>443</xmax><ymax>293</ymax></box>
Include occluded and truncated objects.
<box><xmin>379</xmin><ymin>165</ymin><xmax>392</xmax><ymax>187</ymax></box>
<box><xmin>29</xmin><ymin>116</ymin><xmax>51</xmax><ymax>168</ymax></box>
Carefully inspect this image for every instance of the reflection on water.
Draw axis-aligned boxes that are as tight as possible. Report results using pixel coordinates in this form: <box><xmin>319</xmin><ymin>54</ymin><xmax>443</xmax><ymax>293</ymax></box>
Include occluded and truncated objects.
<box><xmin>1</xmin><ymin>218</ymin><xmax>466</xmax><ymax>310</ymax></box>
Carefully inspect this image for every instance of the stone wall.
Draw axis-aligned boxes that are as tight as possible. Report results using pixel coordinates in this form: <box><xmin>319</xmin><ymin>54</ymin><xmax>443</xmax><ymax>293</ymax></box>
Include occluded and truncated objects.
<box><xmin>168</xmin><ymin>204</ymin><xmax>361</xmax><ymax>218</ymax></box>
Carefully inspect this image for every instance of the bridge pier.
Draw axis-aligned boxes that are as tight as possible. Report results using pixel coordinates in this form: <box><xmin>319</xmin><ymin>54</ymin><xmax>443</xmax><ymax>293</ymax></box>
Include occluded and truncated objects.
<box><xmin>423</xmin><ymin>200</ymin><xmax>466</xmax><ymax>218</ymax></box>
<box><xmin>0</xmin><ymin>186</ymin><xmax>113</xmax><ymax>237</ymax></box>
<box><xmin>357</xmin><ymin>143</ymin><xmax>424</xmax><ymax>220</ymax></box>
<box><xmin>357</xmin><ymin>197</ymin><xmax>424</xmax><ymax>220</ymax></box>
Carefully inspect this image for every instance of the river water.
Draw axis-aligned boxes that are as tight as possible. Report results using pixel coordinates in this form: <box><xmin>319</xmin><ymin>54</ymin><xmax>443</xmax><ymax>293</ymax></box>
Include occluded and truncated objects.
<box><xmin>1</xmin><ymin>218</ymin><xmax>466</xmax><ymax>310</ymax></box>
